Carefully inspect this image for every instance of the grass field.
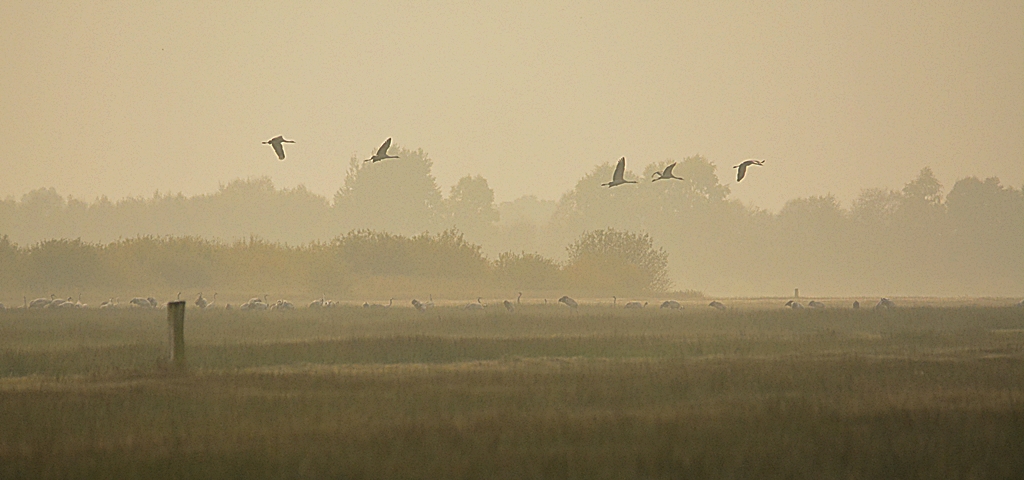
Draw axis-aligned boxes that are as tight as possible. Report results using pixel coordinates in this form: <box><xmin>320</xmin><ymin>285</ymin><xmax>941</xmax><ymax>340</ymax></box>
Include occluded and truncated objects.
<box><xmin>1</xmin><ymin>301</ymin><xmax>1022</xmax><ymax>479</ymax></box>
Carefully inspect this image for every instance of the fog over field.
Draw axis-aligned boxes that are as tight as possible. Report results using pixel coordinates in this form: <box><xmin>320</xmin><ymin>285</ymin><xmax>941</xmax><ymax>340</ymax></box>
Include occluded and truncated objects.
<box><xmin>1</xmin><ymin>2</ymin><xmax>1021</xmax><ymax>298</ymax></box>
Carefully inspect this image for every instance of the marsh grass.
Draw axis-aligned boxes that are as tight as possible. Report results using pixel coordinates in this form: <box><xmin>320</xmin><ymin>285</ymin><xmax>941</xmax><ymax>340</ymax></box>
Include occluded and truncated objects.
<box><xmin>0</xmin><ymin>305</ymin><xmax>1022</xmax><ymax>478</ymax></box>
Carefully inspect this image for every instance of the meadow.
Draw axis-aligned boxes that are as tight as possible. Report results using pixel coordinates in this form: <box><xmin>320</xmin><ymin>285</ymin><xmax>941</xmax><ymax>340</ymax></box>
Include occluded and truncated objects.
<box><xmin>1</xmin><ymin>300</ymin><xmax>1022</xmax><ymax>479</ymax></box>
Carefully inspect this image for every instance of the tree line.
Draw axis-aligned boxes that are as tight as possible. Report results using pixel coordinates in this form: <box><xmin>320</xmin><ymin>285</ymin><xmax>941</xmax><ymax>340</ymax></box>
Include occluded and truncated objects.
<box><xmin>1</xmin><ymin>145</ymin><xmax>1021</xmax><ymax>296</ymax></box>
<box><xmin>0</xmin><ymin>229</ymin><xmax>667</xmax><ymax>300</ymax></box>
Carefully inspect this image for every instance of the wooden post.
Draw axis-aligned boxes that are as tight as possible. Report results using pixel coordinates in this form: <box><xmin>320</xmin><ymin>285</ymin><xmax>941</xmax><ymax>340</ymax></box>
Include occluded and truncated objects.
<box><xmin>794</xmin><ymin>288</ymin><xmax>799</xmax><ymax>298</ymax></box>
<box><xmin>167</xmin><ymin>301</ymin><xmax>186</xmax><ymax>371</ymax></box>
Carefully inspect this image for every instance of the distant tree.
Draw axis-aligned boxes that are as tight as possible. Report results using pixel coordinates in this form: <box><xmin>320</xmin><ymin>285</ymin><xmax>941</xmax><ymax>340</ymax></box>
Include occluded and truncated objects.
<box><xmin>641</xmin><ymin>155</ymin><xmax>730</xmax><ymax>207</ymax></box>
<box><xmin>902</xmin><ymin>166</ymin><xmax>944</xmax><ymax>206</ymax></box>
<box><xmin>944</xmin><ymin>177</ymin><xmax>1024</xmax><ymax>292</ymax></box>
<box><xmin>850</xmin><ymin>188</ymin><xmax>901</xmax><ymax>226</ymax></box>
<box><xmin>564</xmin><ymin>228</ymin><xmax>670</xmax><ymax>294</ymax></box>
<box><xmin>774</xmin><ymin>195</ymin><xmax>850</xmax><ymax>285</ymax></box>
<box><xmin>493</xmin><ymin>251</ymin><xmax>562</xmax><ymax>290</ymax></box>
<box><xmin>333</xmin><ymin>147</ymin><xmax>443</xmax><ymax>236</ymax></box>
<box><xmin>548</xmin><ymin>162</ymin><xmax>645</xmax><ymax>252</ymax></box>
<box><xmin>442</xmin><ymin>175</ymin><xmax>500</xmax><ymax>243</ymax></box>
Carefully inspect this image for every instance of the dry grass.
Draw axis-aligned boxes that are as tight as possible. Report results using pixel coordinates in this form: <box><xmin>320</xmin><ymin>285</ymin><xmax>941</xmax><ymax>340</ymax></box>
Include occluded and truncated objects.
<box><xmin>0</xmin><ymin>304</ymin><xmax>1022</xmax><ymax>479</ymax></box>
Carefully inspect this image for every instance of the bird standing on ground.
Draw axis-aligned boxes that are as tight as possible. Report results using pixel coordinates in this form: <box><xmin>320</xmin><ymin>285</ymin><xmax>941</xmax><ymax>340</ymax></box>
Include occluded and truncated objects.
<box><xmin>503</xmin><ymin>300</ymin><xmax>515</xmax><ymax>313</ymax></box>
<box><xmin>602</xmin><ymin>157</ymin><xmax>637</xmax><ymax>187</ymax></box>
<box><xmin>263</xmin><ymin>136</ymin><xmax>295</xmax><ymax>161</ymax></box>
<box><xmin>558</xmin><ymin>295</ymin><xmax>579</xmax><ymax>313</ymax></box>
<box><xmin>709</xmin><ymin>301</ymin><xmax>726</xmax><ymax>310</ymax></box>
<box><xmin>195</xmin><ymin>292</ymin><xmax>208</xmax><ymax>309</ymax></box>
<box><xmin>365</xmin><ymin>138</ymin><xmax>399</xmax><ymax>163</ymax></box>
<box><xmin>733</xmin><ymin>159</ymin><xmax>765</xmax><ymax>182</ymax></box>
<box><xmin>652</xmin><ymin>163</ymin><xmax>684</xmax><ymax>182</ymax></box>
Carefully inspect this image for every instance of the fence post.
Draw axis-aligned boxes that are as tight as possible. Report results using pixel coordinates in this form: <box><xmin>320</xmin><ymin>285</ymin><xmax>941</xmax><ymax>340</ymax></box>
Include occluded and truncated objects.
<box><xmin>794</xmin><ymin>288</ymin><xmax>799</xmax><ymax>299</ymax></box>
<box><xmin>167</xmin><ymin>301</ymin><xmax>186</xmax><ymax>371</ymax></box>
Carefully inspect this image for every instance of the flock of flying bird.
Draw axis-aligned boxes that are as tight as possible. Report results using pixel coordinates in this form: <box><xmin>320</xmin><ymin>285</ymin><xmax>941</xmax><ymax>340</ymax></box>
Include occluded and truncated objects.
<box><xmin>6</xmin><ymin>139</ymin><xmax>1012</xmax><ymax>312</ymax></box>
<box><xmin>264</xmin><ymin>135</ymin><xmax>766</xmax><ymax>184</ymax></box>
<box><xmin>603</xmin><ymin>156</ymin><xmax>765</xmax><ymax>187</ymax></box>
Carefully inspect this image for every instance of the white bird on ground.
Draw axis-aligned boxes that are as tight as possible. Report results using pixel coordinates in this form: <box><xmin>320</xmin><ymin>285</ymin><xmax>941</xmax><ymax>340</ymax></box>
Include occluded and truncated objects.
<box><xmin>651</xmin><ymin>163</ymin><xmax>683</xmax><ymax>182</ymax></box>
<box><xmin>558</xmin><ymin>295</ymin><xmax>578</xmax><ymax>312</ymax></box>
<box><xmin>130</xmin><ymin>297</ymin><xmax>153</xmax><ymax>308</ymax></box>
<box><xmin>875</xmin><ymin>298</ymin><xmax>896</xmax><ymax>310</ymax></box>
<box><xmin>503</xmin><ymin>300</ymin><xmax>515</xmax><ymax>313</ymax></box>
<box><xmin>29</xmin><ymin>294</ymin><xmax>54</xmax><ymax>309</ymax></box>
<box><xmin>853</xmin><ymin>300</ymin><xmax>861</xmax><ymax>309</ymax></box>
<box><xmin>271</xmin><ymin>299</ymin><xmax>294</xmax><ymax>310</ymax></box>
<box><xmin>464</xmin><ymin>297</ymin><xmax>485</xmax><ymax>310</ymax></box>
<box><xmin>48</xmin><ymin>297</ymin><xmax>72</xmax><ymax>308</ymax></box>
<box><xmin>365</xmin><ymin>298</ymin><xmax>394</xmax><ymax>309</ymax></box>
<box><xmin>660</xmin><ymin>300</ymin><xmax>681</xmax><ymax>309</ymax></box>
<box><xmin>602</xmin><ymin>157</ymin><xmax>638</xmax><ymax>187</ymax></box>
<box><xmin>240</xmin><ymin>295</ymin><xmax>269</xmax><ymax>311</ymax></box>
<box><xmin>195</xmin><ymin>292</ymin><xmax>209</xmax><ymax>309</ymax></box>
<box><xmin>365</xmin><ymin>138</ymin><xmax>399</xmax><ymax>163</ymax></box>
<box><xmin>785</xmin><ymin>300</ymin><xmax>804</xmax><ymax>309</ymax></box>
<box><xmin>733</xmin><ymin>159</ymin><xmax>765</xmax><ymax>182</ymax></box>
<box><xmin>624</xmin><ymin>301</ymin><xmax>647</xmax><ymax>309</ymax></box>
<box><xmin>412</xmin><ymin>299</ymin><xmax>428</xmax><ymax>312</ymax></box>
<box><xmin>263</xmin><ymin>136</ymin><xmax>295</xmax><ymax>161</ymax></box>
<box><xmin>709</xmin><ymin>301</ymin><xmax>726</xmax><ymax>310</ymax></box>
<box><xmin>807</xmin><ymin>300</ymin><xmax>825</xmax><ymax>308</ymax></box>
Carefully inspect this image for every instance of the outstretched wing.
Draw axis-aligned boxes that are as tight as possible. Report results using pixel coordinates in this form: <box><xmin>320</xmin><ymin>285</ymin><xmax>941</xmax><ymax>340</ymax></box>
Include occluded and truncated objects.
<box><xmin>272</xmin><ymin>141</ymin><xmax>286</xmax><ymax>160</ymax></box>
<box><xmin>736</xmin><ymin>163</ymin><xmax>747</xmax><ymax>182</ymax></box>
<box><xmin>612</xmin><ymin>157</ymin><xmax>626</xmax><ymax>182</ymax></box>
<box><xmin>376</xmin><ymin>137</ymin><xmax>392</xmax><ymax>157</ymax></box>
<box><xmin>663</xmin><ymin>163</ymin><xmax>677</xmax><ymax>177</ymax></box>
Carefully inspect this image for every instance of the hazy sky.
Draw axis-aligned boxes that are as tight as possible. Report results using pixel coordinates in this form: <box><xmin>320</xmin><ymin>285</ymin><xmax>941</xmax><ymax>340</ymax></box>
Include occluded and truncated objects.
<box><xmin>2</xmin><ymin>1</ymin><xmax>1021</xmax><ymax>211</ymax></box>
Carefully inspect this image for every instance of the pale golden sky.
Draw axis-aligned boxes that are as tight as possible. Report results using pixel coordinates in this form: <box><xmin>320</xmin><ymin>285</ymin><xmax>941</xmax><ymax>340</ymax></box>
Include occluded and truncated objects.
<box><xmin>1</xmin><ymin>1</ymin><xmax>1021</xmax><ymax>211</ymax></box>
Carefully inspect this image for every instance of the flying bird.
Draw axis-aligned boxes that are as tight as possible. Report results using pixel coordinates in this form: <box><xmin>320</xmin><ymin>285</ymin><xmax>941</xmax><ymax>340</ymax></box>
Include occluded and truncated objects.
<box><xmin>651</xmin><ymin>163</ymin><xmax>683</xmax><ymax>182</ymax></box>
<box><xmin>733</xmin><ymin>159</ymin><xmax>765</xmax><ymax>182</ymax></box>
<box><xmin>602</xmin><ymin>157</ymin><xmax>637</xmax><ymax>187</ymax></box>
<box><xmin>263</xmin><ymin>136</ymin><xmax>295</xmax><ymax>161</ymax></box>
<box><xmin>365</xmin><ymin>138</ymin><xmax>399</xmax><ymax>163</ymax></box>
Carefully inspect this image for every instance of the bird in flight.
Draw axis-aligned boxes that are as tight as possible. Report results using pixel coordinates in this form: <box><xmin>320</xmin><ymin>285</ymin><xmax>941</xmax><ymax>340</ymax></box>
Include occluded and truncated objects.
<box><xmin>652</xmin><ymin>162</ymin><xmax>683</xmax><ymax>182</ymax></box>
<box><xmin>263</xmin><ymin>136</ymin><xmax>295</xmax><ymax>161</ymax></box>
<box><xmin>602</xmin><ymin>157</ymin><xmax>638</xmax><ymax>187</ymax></box>
<box><xmin>365</xmin><ymin>138</ymin><xmax>399</xmax><ymax>163</ymax></box>
<box><xmin>733</xmin><ymin>159</ymin><xmax>765</xmax><ymax>182</ymax></box>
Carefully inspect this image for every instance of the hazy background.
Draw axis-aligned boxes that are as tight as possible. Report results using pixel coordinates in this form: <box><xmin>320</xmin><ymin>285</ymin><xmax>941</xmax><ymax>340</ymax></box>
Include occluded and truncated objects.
<box><xmin>1</xmin><ymin>1</ymin><xmax>1020</xmax><ymax>209</ymax></box>
<box><xmin>1</xmin><ymin>1</ymin><xmax>1022</xmax><ymax>299</ymax></box>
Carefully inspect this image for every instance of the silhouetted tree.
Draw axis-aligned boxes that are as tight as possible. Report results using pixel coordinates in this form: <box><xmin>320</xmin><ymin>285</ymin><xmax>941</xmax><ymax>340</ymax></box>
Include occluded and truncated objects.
<box><xmin>493</xmin><ymin>251</ymin><xmax>562</xmax><ymax>291</ymax></box>
<box><xmin>443</xmin><ymin>175</ymin><xmax>500</xmax><ymax>245</ymax></box>
<box><xmin>333</xmin><ymin>147</ymin><xmax>443</xmax><ymax>236</ymax></box>
<box><xmin>564</xmin><ymin>228</ymin><xmax>670</xmax><ymax>294</ymax></box>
